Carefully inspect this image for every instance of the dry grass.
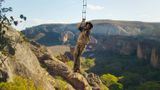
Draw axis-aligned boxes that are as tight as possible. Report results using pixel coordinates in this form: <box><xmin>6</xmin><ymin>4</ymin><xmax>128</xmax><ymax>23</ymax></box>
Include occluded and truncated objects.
<box><xmin>47</xmin><ymin>45</ymin><xmax>70</xmax><ymax>56</ymax></box>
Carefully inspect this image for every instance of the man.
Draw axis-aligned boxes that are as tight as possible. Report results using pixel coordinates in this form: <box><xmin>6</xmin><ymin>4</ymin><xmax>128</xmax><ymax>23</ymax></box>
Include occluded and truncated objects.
<box><xmin>73</xmin><ymin>20</ymin><xmax>93</xmax><ymax>73</ymax></box>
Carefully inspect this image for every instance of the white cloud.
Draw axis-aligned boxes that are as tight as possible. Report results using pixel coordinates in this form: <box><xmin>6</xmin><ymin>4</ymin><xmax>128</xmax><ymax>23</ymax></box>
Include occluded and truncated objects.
<box><xmin>14</xmin><ymin>18</ymin><xmax>70</xmax><ymax>30</ymax></box>
<box><xmin>28</xmin><ymin>19</ymin><xmax>69</xmax><ymax>26</ymax></box>
<box><xmin>88</xmin><ymin>4</ymin><xmax>104</xmax><ymax>11</ymax></box>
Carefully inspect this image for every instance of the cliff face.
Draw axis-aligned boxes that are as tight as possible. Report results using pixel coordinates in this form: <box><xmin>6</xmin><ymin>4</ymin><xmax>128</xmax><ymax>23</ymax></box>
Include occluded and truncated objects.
<box><xmin>0</xmin><ymin>27</ymin><xmax>55</xmax><ymax>90</ymax></box>
<box><xmin>137</xmin><ymin>43</ymin><xmax>143</xmax><ymax>60</ymax></box>
<box><xmin>136</xmin><ymin>43</ymin><xmax>149</xmax><ymax>60</ymax></box>
<box><xmin>151</xmin><ymin>48</ymin><xmax>159</xmax><ymax>68</ymax></box>
<box><xmin>96</xmin><ymin>36</ymin><xmax>160</xmax><ymax>68</ymax></box>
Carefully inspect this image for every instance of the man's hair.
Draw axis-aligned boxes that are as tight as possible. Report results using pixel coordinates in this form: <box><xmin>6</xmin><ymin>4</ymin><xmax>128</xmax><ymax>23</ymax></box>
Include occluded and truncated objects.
<box><xmin>85</xmin><ymin>22</ymin><xmax>93</xmax><ymax>29</ymax></box>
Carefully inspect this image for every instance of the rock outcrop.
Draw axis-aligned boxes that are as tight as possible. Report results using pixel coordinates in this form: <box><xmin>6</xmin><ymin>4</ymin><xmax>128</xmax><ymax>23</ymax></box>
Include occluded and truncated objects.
<box><xmin>44</xmin><ymin>59</ymin><xmax>91</xmax><ymax>90</ymax></box>
<box><xmin>85</xmin><ymin>73</ymin><xmax>104</xmax><ymax>90</ymax></box>
<box><xmin>151</xmin><ymin>48</ymin><xmax>159</xmax><ymax>68</ymax></box>
<box><xmin>0</xmin><ymin>27</ymin><xmax>55</xmax><ymax>90</ymax></box>
<box><xmin>30</xmin><ymin>43</ymin><xmax>90</xmax><ymax>90</ymax></box>
<box><xmin>137</xmin><ymin>43</ymin><xmax>143</xmax><ymax>60</ymax></box>
<box><xmin>30</xmin><ymin>41</ymin><xmax>106</xmax><ymax>90</ymax></box>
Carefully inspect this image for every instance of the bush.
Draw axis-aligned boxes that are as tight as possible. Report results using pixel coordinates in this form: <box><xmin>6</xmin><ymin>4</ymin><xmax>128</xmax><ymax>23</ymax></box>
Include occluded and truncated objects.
<box><xmin>54</xmin><ymin>76</ymin><xmax>68</xmax><ymax>90</ymax></box>
<box><xmin>110</xmin><ymin>83</ymin><xmax>123</xmax><ymax>90</ymax></box>
<box><xmin>81</xmin><ymin>58</ymin><xmax>95</xmax><ymax>70</ymax></box>
<box><xmin>0</xmin><ymin>31</ymin><xmax>10</xmax><ymax>52</ymax></box>
<box><xmin>137</xmin><ymin>81</ymin><xmax>160</xmax><ymax>90</ymax></box>
<box><xmin>66</xmin><ymin>61</ymin><xmax>74</xmax><ymax>68</ymax></box>
<box><xmin>100</xmin><ymin>74</ymin><xmax>123</xmax><ymax>90</ymax></box>
<box><xmin>121</xmin><ymin>72</ymin><xmax>144</xmax><ymax>89</ymax></box>
<box><xmin>0</xmin><ymin>76</ymin><xmax>43</xmax><ymax>90</ymax></box>
<box><xmin>100</xmin><ymin>84</ymin><xmax>109</xmax><ymax>90</ymax></box>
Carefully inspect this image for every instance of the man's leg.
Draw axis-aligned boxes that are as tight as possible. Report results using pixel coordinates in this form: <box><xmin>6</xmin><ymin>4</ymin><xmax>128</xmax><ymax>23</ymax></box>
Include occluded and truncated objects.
<box><xmin>73</xmin><ymin>44</ymin><xmax>81</xmax><ymax>72</ymax></box>
<box><xmin>73</xmin><ymin>44</ymin><xmax>85</xmax><ymax>72</ymax></box>
<box><xmin>77</xmin><ymin>44</ymin><xmax>85</xmax><ymax>71</ymax></box>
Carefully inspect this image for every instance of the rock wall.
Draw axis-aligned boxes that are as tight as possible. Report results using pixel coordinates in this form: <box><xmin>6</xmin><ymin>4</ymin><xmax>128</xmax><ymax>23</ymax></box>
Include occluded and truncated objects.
<box><xmin>0</xmin><ymin>27</ymin><xmax>55</xmax><ymax>90</ymax></box>
<box><xmin>30</xmin><ymin>42</ymin><xmax>106</xmax><ymax>90</ymax></box>
<box><xmin>137</xmin><ymin>43</ymin><xmax>143</xmax><ymax>60</ymax></box>
<box><xmin>151</xmin><ymin>48</ymin><xmax>159</xmax><ymax>68</ymax></box>
<box><xmin>97</xmin><ymin>36</ymin><xmax>160</xmax><ymax>68</ymax></box>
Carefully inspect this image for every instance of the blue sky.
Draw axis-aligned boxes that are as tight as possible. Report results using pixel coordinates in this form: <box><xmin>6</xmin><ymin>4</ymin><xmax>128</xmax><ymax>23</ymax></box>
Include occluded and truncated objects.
<box><xmin>3</xmin><ymin>0</ymin><xmax>160</xmax><ymax>30</ymax></box>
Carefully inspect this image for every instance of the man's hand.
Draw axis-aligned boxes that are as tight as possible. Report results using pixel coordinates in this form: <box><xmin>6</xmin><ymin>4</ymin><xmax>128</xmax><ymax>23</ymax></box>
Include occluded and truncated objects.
<box><xmin>82</xmin><ymin>18</ymin><xmax>86</xmax><ymax>22</ymax></box>
<box><xmin>81</xmin><ymin>18</ymin><xmax>86</xmax><ymax>27</ymax></box>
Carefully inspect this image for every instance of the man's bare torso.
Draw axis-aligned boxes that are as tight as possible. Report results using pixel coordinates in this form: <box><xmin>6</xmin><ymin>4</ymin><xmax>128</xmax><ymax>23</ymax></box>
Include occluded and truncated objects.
<box><xmin>77</xmin><ymin>29</ymin><xmax>90</xmax><ymax>45</ymax></box>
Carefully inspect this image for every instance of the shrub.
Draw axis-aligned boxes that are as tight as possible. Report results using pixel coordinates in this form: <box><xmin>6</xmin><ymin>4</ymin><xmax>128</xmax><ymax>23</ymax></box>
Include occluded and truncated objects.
<box><xmin>100</xmin><ymin>84</ymin><xmax>109</xmax><ymax>90</ymax></box>
<box><xmin>0</xmin><ymin>76</ymin><xmax>43</xmax><ymax>90</ymax></box>
<box><xmin>54</xmin><ymin>76</ymin><xmax>68</xmax><ymax>90</ymax></box>
<box><xmin>81</xmin><ymin>58</ymin><xmax>95</xmax><ymax>70</ymax></box>
<box><xmin>110</xmin><ymin>83</ymin><xmax>123</xmax><ymax>90</ymax></box>
<box><xmin>100</xmin><ymin>74</ymin><xmax>123</xmax><ymax>90</ymax></box>
<box><xmin>137</xmin><ymin>81</ymin><xmax>160</xmax><ymax>90</ymax></box>
<box><xmin>66</xmin><ymin>61</ymin><xmax>74</xmax><ymax>68</ymax></box>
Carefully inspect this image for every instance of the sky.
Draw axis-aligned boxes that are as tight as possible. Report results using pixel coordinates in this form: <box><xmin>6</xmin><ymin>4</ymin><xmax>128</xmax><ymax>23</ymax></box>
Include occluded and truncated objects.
<box><xmin>3</xmin><ymin>0</ymin><xmax>160</xmax><ymax>30</ymax></box>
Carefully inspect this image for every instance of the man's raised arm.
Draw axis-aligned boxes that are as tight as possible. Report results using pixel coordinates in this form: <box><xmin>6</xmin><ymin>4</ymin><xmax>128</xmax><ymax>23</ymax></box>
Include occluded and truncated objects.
<box><xmin>78</xmin><ymin>19</ymin><xmax>86</xmax><ymax>32</ymax></box>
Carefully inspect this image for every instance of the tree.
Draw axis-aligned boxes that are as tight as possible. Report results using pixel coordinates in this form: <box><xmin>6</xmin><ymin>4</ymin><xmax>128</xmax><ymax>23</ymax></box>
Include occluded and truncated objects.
<box><xmin>0</xmin><ymin>0</ymin><xmax>10</xmax><ymax>51</ymax></box>
<box><xmin>121</xmin><ymin>72</ymin><xmax>144</xmax><ymax>89</ymax></box>
<box><xmin>100</xmin><ymin>74</ymin><xmax>123</xmax><ymax>90</ymax></box>
<box><xmin>0</xmin><ymin>76</ymin><xmax>43</xmax><ymax>90</ymax></box>
<box><xmin>81</xmin><ymin>58</ymin><xmax>95</xmax><ymax>70</ymax></box>
<box><xmin>137</xmin><ymin>81</ymin><xmax>160</xmax><ymax>90</ymax></box>
<box><xmin>110</xmin><ymin>83</ymin><xmax>123</xmax><ymax>90</ymax></box>
<box><xmin>0</xmin><ymin>0</ymin><xmax>26</xmax><ymax>51</ymax></box>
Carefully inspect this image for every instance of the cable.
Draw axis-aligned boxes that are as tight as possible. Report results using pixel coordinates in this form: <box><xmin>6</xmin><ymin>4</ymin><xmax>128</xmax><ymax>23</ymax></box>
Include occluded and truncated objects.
<box><xmin>82</xmin><ymin>0</ymin><xmax>87</xmax><ymax>20</ymax></box>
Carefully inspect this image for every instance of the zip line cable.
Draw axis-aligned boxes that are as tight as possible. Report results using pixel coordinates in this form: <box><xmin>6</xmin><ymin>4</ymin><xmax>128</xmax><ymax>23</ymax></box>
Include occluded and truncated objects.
<box><xmin>82</xmin><ymin>0</ymin><xmax>87</xmax><ymax>20</ymax></box>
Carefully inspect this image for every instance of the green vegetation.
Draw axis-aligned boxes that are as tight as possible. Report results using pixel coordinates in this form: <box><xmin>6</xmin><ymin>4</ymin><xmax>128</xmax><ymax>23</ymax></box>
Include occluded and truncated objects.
<box><xmin>100</xmin><ymin>74</ymin><xmax>123</xmax><ymax>90</ymax></box>
<box><xmin>0</xmin><ymin>76</ymin><xmax>43</xmax><ymax>90</ymax></box>
<box><xmin>137</xmin><ymin>81</ymin><xmax>160</xmax><ymax>90</ymax></box>
<box><xmin>100</xmin><ymin>84</ymin><xmax>109</xmax><ymax>90</ymax></box>
<box><xmin>0</xmin><ymin>0</ymin><xmax>26</xmax><ymax>57</ymax></box>
<box><xmin>65</xmin><ymin>58</ymin><xmax>95</xmax><ymax>71</ymax></box>
<box><xmin>81</xmin><ymin>58</ymin><xmax>95</xmax><ymax>70</ymax></box>
<box><xmin>89</xmin><ymin>51</ymin><xmax>160</xmax><ymax>90</ymax></box>
<box><xmin>57</xmin><ymin>50</ymin><xmax>160</xmax><ymax>90</ymax></box>
<box><xmin>0</xmin><ymin>0</ymin><xmax>10</xmax><ymax>51</ymax></box>
<box><xmin>66</xmin><ymin>60</ymin><xmax>74</xmax><ymax>68</ymax></box>
<box><xmin>0</xmin><ymin>30</ymin><xmax>10</xmax><ymax>51</ymax></box>
<box><xmin>54</xmin><ymin>76</ymin><xmax>69</xmax><ymax>90</ymax></box>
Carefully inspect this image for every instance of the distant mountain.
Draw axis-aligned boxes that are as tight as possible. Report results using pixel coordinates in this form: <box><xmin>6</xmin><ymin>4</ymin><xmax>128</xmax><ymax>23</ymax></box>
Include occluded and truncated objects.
<box><xmin>22</xmin><ymin>20</ymin><xmax>160</xmax><ymax>46</ymax></box>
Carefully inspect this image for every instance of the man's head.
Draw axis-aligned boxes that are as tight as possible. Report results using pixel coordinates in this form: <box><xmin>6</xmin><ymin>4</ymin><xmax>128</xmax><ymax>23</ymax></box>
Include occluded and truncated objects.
<box><xmin>85</xmin><ymin>22</ymin><xmax>93</xmax><ymax>30</ymax></box>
